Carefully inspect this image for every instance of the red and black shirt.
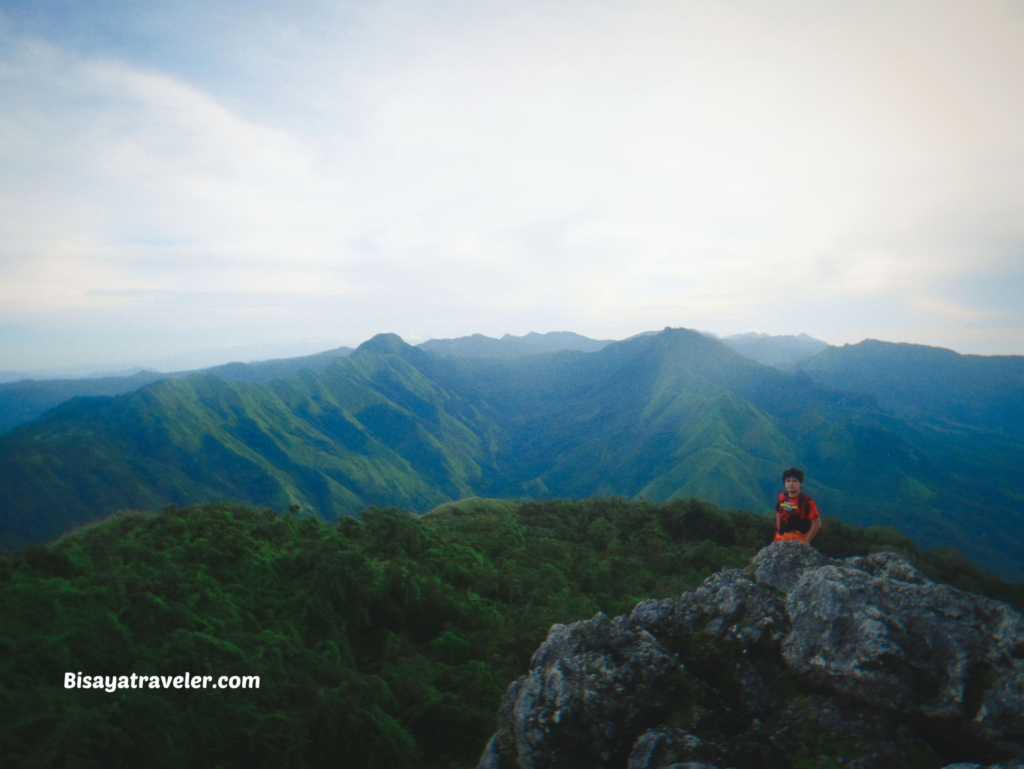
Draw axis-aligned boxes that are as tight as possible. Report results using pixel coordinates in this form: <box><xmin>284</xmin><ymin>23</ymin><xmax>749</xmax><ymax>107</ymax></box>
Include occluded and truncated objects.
<box><xmin>775</xmin><ymin>492</ymin><xmax>820</xmax><ymax>541</ymax></box>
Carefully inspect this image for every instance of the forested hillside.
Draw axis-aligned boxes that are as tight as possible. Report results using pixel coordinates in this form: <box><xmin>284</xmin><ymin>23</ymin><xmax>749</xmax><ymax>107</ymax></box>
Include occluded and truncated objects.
<box><xmin>797</xmin><ymin>339</ymin><xmax>1024</xmax><ymax>434</ymax></box>
<box><xmin>0</xmin><ymin>346</ymin><xmax>355</xmax><ymax>437</ymax></box>
<box><xmin>2</xmin><ymin>498</ymin><xmax>1019</xmax><ymax>769</ymax></box>
<box><xmin>1</xmin><ymin>328</ymin><xmax>1022</xmax><ymax>578</ymax></box>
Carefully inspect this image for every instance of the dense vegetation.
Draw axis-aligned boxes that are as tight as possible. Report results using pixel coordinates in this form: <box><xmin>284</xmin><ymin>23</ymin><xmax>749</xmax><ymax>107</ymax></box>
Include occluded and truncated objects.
<box><xmin>2</xmin><ymin>497</ymin><xmax>1021</xmax><ymax>769</ymax></box>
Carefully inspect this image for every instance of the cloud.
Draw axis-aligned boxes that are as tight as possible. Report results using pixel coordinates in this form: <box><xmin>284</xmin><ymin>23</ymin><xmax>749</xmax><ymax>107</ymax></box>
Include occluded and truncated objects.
<box><xmin>0</xmin><ymin>33</ymin><xmax>349</xmax><ymax>311</ymax></box>
<box><xmin>1</xmin><ymin>0</ymin><xmax>1023</xmax><ymax>367</ymax></box>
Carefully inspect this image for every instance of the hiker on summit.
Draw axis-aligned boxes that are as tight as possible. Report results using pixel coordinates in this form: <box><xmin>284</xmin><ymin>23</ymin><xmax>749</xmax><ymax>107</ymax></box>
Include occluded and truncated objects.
<box><xmin>775</xmin><ymin>467</ymin><xmax>821</xmax><ymax>545</ymax></box>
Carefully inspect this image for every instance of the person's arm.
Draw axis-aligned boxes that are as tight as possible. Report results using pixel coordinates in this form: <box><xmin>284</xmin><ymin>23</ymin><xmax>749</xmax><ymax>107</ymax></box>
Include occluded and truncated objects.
<box><xmin>804</xmin><ymin>516</ymin><xmax>821</xmax><ymax>545</ymax></box>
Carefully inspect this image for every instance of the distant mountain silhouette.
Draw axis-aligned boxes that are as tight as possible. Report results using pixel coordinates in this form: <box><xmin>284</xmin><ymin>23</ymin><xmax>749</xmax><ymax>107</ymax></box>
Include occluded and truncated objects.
<box><xmin>417</xmin><ymin>331</ymin><xmax>612</xmax><ymax>359</ymax></box>
<box><xmin>718</xmin><ymin>332</ymin><xmax>829</xmax><ymax>369</ymax></box>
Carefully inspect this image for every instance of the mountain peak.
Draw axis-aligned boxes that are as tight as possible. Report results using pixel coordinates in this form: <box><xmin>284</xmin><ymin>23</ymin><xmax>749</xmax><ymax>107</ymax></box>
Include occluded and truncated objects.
<box><xmin>356</xmin><ymin>333</ymin><xmax>410</xmax><ymax>355</ymax></box>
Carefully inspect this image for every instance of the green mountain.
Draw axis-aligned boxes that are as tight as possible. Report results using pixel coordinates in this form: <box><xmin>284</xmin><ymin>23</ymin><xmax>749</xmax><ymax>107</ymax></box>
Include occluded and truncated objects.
<box><xmin>797</xmin><ymin>339</ymin><xmax>1024</xmax><ymax>434</ymax></box>
<box><xmin>0</xmin><ymin>338</ymin><xmax>492</xmax><ymax>550</ymax></box>
<box><xmin>0</xmin><ymin>346</ymin><xmax>354</xmax><ymax>436</ymax></box>
<box><xmin>470</xmin><ymin>329</ymin><xmax>800</xmax><ymax>509</ymax></box>
<box><xmin>0</xmin><ymin>370</ymin><xmax>171</xmax><ymax>436</ymax></box>
<box><xmin>0</xmin><ymin>330</ymin><xmax>825</xmax><ymax>438</ymax></box>
<box><xmin>1</xmin><ymin>329</ymin><xmax>1022</xmax><ymax>578</ymax></box>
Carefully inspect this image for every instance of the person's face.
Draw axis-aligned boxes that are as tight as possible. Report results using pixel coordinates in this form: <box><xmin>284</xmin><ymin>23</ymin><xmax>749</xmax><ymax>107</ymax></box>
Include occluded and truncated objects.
<box><xmin>785</xmin><ymin>477</ymin><xmax>802</xmax><ymax>497</ymax></box>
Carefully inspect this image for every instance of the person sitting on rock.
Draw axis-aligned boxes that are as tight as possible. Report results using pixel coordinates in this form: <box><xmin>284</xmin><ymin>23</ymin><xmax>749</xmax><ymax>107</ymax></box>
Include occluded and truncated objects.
<box><xmin>775</xmin><ymin>467</ymin><xmax>821</xmax><ymax>545</ymax></box>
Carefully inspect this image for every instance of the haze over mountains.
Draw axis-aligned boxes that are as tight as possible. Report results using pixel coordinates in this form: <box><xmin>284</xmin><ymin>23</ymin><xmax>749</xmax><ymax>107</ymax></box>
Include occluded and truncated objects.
<box><xmin>1</xmin><ymin>328</ymin><xmax>1022</xmax><ymax>579</ymax></box>
<box><xmin>715</xmin><ymin>331</ymin><xmax>829</xmax><ymax>369</ymax></box>
<box><xmin>418</xmin><ymin>331</ymin><xmax>613</xmax><ymax>359</ymax></box>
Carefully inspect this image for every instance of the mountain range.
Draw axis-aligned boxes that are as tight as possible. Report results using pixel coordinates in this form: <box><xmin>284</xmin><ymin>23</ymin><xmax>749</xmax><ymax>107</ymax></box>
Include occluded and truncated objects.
<box><xmin>1</xmin><ymin>327</ymin><xmax>1022</xmax><ymax>579</ymax></box>
<box><xmin>0</xmin><ymin>331</ymin><xmax>825</xmax><ymax>436</ymax></box>
<box><xmin>797</xmin><ymin>339</ymin><xmax>1024</xmax><ymax>435</ymax></box>
<box><xmin>0</xmin><ymin>346</ymin><xmax>353</xmax><ymax>436</ymax></box>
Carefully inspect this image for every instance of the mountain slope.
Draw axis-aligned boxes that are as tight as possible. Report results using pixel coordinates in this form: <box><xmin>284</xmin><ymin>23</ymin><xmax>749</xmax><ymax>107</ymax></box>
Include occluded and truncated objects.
<box><xmin>797</xmin><ymin>339</ymin><xmax>1024</xmax><ymax>434</ymax></box>
<box><xmin>1</xmin><ymin>329</ymin><xmax>1022</xmax><ymax>578</ymax></box>
<box><xmin>0</xmin><ymin>342</ymin><xmax>494</xmax><ymax>549</ymax></box>
<box><xmin>0</xmin><ymin>346</ymin><xmax>354</xmax><ymax>436</ymax></box>
<box><xmin>471</xmin><ymin>330</ymin><xmax>803</xmax><ymax>510</ymax></box>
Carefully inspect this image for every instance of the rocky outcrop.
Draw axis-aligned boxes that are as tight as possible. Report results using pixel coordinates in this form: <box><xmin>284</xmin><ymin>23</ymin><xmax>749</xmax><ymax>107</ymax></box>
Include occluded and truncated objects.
<box><xmin>481</xmin><ymin>612</ymin><xmax>682</xmax><ymax>768</ymax></box>
<box><xmin>477</xmin><ymin>543</ymin><xmax>1024</xmax><ymax>769</ymax></box>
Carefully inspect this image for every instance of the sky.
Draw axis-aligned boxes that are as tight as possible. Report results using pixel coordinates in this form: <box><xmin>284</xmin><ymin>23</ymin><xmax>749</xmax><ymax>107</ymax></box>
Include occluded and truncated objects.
<box><xmin>1</xmin><ymin>0</ymin><xmax>1023</xmax><ymax>376</ymax></box>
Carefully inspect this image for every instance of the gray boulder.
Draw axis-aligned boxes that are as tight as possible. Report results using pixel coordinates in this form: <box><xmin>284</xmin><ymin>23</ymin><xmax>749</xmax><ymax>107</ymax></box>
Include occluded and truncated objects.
<box><xmin>752</xmin><ymin>540</ymin><xmax>834</xmax><ymax>592</ymax></box>
<box><xmin>477</xmin><ymin>611</ymin><xmax>684</xmax><ymax>769</ymax></box>
<box><xmin>777</xmin><ymin>547</ymin><xmax>1024</xmax><ymax>750</ymax></box>
<box><xmin>477</xmin><ymin>543</ymin><xmax>1024</xmax><ymax>768</ymax></box>
<box><xmin>628</xmin><ymin>568</ymin><xmax>790</xmax><ymax>649</ymax></box>
<box><xmin>627</xmin><ymin>568</ymin><xmax>792</xmax><ymax>728</ymax></box>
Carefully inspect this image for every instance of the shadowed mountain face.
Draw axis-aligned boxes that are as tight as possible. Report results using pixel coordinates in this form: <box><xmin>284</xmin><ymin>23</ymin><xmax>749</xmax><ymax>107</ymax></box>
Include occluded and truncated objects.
<box><xmin>1</xmin><ymin>328</ymin><xmax>1022</xmax><ymax>578</ymax></box>
<box><xmin>797</xmin><ymin>339</ymin><xmax>1024</xmax><ymax>435</ymax></box>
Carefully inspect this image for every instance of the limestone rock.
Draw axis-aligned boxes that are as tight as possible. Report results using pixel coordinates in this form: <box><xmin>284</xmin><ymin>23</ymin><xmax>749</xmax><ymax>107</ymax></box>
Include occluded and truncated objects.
<box><xmin>626</xmin><ymin>727</ymin><xmax>711</xmax><ymax>769</ymax></box>
<box><xmin>628</xmin><ymin>568</ymin><xmax>790</xmax><ymax>649</ymax></box>
<box><xmin>479</xmin><ymin>611</ymin><xmax>683</xmax><ymax>769</ymax></box>
<box><xmin>751</xmin><ymin>540</ymin><xmax>833</xmax><ymax>592</ymax></box>
<box><xmin>477</xmin><ymin>544</ymin><xmax>1024</xmax><ymax>768</ymax></box>
<box><xmin>779</xmin><ymin>549</ymin><xmax>1024</xmax><ymax>747</ymax></box>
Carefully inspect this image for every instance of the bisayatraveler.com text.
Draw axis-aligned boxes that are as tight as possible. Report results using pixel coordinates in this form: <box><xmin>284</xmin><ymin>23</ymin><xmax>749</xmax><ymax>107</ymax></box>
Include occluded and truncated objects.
<box><xmin>65</xmin><ymin>673</ymin><xmax>259</xmax><ymax>692</ymax></box>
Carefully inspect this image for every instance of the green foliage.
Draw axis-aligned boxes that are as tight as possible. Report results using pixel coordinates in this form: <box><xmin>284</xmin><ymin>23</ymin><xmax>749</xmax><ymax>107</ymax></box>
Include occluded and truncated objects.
<box><xmin>0</xmin><ymin>497</ymin><xmax>760</xmax><ymax>768</ymax></box>
<box><xmin>2</xmin><ymin>496</ymin><xmax>1021</xmax><ymax>767</ymax></box>
<box><xmin>4</xmin><ymin>495</ymin><xmax>1019</xmax><ymax>768</ymax></box>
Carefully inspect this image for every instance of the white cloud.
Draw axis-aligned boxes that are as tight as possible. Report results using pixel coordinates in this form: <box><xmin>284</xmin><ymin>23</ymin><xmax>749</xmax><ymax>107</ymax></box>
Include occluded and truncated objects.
<box><xmin>1</xmin><ymin>0</ymin><xmax>1023</xmax><ymax>367</ymax></box>
<box><xmin>0</xmin><ymin>35</ymin><xmax>351</xmax><ymax>311</ymax></box>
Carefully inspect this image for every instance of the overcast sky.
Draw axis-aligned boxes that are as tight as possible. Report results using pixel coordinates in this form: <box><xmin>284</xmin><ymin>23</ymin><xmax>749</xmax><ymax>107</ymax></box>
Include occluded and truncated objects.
<box><xmin>1</xmin><ymin>0</ymin><xmax>1023</xmax><ymax>374</ymax></box>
